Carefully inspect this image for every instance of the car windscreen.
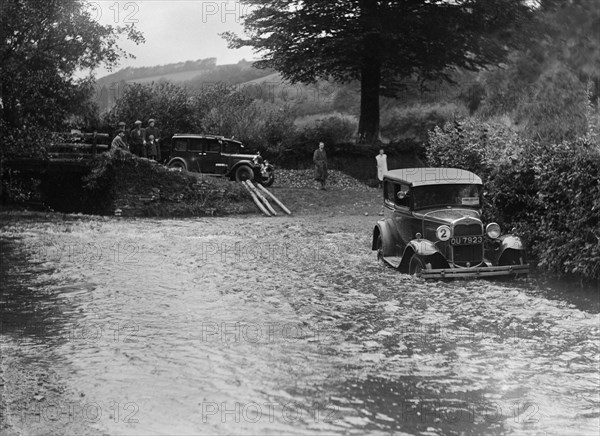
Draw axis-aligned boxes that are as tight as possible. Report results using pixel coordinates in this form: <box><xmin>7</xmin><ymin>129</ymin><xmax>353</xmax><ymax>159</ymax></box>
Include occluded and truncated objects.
<box><xmin>412</xmin><ymin>184</ymin><xmax>482</xmax><ymax>210</ymax></box>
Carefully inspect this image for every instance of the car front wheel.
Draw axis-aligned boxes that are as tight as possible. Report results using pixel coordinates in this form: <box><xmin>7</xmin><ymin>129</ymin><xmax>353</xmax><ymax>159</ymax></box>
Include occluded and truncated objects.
<box><xmin>408</xmin><ymin>253</ymin><xmax>425</xmax><ymax>276</ymax></box>
<box><xmin>376</xmin><ymin>235</ymin><xmax>384</xmax><ymax>263</ymax></box>
<box><xmin>235</xmin><ymin>165</ymin><xmax>254</xmax><ymax>182</ymax></box>
<box><xmin>260</xmin><ymin>172</ymin><xmax>275</xmax><ymax>187</ymax></box>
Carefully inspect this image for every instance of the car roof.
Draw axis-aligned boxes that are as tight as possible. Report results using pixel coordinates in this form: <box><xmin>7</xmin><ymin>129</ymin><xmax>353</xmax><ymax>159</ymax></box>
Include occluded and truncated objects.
<box><xmin>384</xmin><ymin>168</ymin><xmax>482</xmax><ymax>187</ymax></box>
<box><xmin>173</xmin><ymin>134</ymin><xmax>242</xmax><ymax>144</ymax></box>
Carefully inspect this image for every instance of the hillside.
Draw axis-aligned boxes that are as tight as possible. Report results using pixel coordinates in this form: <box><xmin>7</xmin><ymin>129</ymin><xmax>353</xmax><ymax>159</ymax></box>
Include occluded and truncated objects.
<box><xmin>96</xmin><ymin>57</ymin><xmax>219</xmax><ymax>86</ymax></box>
<box><xmin>94</xmin><ymin>58</ymin><xmax>277</xmax><ymax>112</ymax></box>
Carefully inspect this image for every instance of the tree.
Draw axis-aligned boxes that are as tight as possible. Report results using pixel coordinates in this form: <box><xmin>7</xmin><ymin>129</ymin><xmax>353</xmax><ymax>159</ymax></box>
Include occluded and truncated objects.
<box><xmin>224</xmin><ymin>0</ymin><xmax>539</xmax><ymax>143</ymax></box>
<box><xmin>478</xmin><ymin>0</ymin><xmax>600</xmax><ymax>142</ymax></box>
<box><xmin>0</xmin><ymin>0</ymin><xmax>143</xmax><ymax>129</ymax></box>
<box><xmin>105</xmin><ymin>82</ymin><xmax>196</xmax><ymax>139</ymax></box>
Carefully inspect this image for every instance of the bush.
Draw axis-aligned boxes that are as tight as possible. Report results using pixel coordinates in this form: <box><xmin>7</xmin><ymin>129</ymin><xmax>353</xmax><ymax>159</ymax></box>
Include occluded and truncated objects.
<box><xmin>297</xmin><ymin>115</ymin><xmax>358</xmax><ymax>145</ymax></box>
<box><xmin>426</xmin><ymin>117</ymin><xmax>600</xmax><ymax>282</ymax></box>
<box><xmin>278</xmin><ymin>115</ymin><xmax>358</xmax><ymax>166</ymax></box>
<box><xmin>381</xmin><ymin>103</ymin><xmax>468</xmax><ymax>145</ymax></box>
<box><xmin>427</xmin><ymin>118</ymin><xmax>527</xmax><ymax>180</ymax></box>
<box><xmin>530</xmin><ymin>139</ymin><xmax>600</xmax><ymax>280</ymax></box>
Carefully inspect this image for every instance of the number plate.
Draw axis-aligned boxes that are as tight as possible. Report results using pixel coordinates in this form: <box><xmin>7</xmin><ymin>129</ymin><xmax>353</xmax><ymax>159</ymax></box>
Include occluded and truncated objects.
<box><xmin>450</xmin><ymin>236</ymin><xmax>483</xmax><ymax>245</ymax></box>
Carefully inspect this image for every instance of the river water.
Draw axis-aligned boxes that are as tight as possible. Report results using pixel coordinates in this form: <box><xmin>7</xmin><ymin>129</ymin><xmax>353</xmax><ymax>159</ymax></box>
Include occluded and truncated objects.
<box><xmin>1</xmin><ymin>212</ymin><xmax>598</xmax><ymax>436</ymax></box>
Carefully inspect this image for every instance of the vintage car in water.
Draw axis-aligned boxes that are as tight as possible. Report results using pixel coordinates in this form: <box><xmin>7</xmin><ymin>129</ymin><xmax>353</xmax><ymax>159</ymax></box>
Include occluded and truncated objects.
<box><xmin>372</xmin><ymin>168</ymin><xmax>529</xmax><ymax>278</ymax></box>
<box><xmin>166</xmin><ymin>134</ymin><xmax>274</xmax><ymax>186</ymax></box>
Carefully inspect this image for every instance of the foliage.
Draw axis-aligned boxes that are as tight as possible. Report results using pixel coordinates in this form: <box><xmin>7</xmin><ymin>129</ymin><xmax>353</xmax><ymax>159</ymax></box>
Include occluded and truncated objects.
<box><xmin>104</xmin><ymin>82</ymin><xmax>196</xmax><ymax>139</ymax></box>
<box><xmin>427</xmin><ymin>118</ymin><xmax>526</xmax><ymax>179</ymax></box>
<box><xmin>381</xmin><ymin>103</ymin><xmax>468</xmax><ymax>145</ymax></box>
<box><xmin>426</xmin><ymin>117</ymin><xmax>600</xmax><ymax>281</ymax></box>
<box><xmin>224</xmin><ymin>0</ymin><xmax>539</xmax><ymax>143</ymax></box>
<box><xmin>477</xmin><ymin>0</ymin><xmax>600</xmax><ymax>142</ymax></box>
<box><xmin>0</xmin><ymin>169</ymin><xmax>42</xmax><ymax>205</ymax></box>
<box><xmin>0</xmin><ymin>0</ymin><xmax>143</xmax><ymax>129</ymax></box>
<box><xmin>531</xmin><ymin>139</ymin><xmax>600</xmax><ymax>280</ymax></box>
<box><xmin>0</xmin><ymin>123</ymin><xmax>54</xmax><ymax>159</ymax></box>
<box><xmin>105</xmin><ymin>81</ymin><xmax>297</xmax><ymax>159</ymax></box>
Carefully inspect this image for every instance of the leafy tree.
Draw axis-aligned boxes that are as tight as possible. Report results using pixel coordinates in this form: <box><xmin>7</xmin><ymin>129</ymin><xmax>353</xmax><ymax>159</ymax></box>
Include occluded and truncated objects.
<box><xmin>478</xmin><ymin>0</ymin><xmax>600</xmax><ymax>141</ymax></box>
<box><xmin>104</xmin><ymin>82</ymin><xmax>196</xmax><ymax>139</ymax></box>
<box><xmin>224</xmin><ymin>0</ymin><xmax>539</xmax><ymax>143</ymax></box>
<box><xmin>0</xmin><ymin>0</ymin><xmax>143</xmax><ymax>129</ymax></box>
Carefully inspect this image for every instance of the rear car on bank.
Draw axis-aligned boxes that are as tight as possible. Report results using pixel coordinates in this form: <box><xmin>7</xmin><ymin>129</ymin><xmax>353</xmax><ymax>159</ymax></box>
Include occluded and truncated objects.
<box><xmin>372</xmin><ymin>168</ymin><xmax>529</xmax><ymax>279</ymax></box>
<box><xmin>166</xmin><ymin>134</ymin><xmax>274</xmax><ymax>186</ymax></box>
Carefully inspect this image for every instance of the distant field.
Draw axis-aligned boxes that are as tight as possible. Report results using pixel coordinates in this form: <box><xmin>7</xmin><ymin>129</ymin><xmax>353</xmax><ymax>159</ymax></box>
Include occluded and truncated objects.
<box><xmin>126</xmin><ymin>69</ymin><xmax>212</xmax><ymax>84</ymax></box>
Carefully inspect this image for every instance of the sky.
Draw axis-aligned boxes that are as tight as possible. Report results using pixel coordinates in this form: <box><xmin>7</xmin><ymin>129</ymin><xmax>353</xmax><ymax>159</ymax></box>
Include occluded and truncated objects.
<box><xmin>87</xmin><ymin>0</ymin><xmax>257</xmax><ymax>78</ymax></box>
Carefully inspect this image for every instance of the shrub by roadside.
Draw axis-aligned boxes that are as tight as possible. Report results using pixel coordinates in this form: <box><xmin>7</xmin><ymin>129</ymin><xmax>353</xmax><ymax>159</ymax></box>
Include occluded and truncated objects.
<box><xmin>427</xmin><ymin>119</ymin><xmax>600</xmax><ymax>282</ymax></box>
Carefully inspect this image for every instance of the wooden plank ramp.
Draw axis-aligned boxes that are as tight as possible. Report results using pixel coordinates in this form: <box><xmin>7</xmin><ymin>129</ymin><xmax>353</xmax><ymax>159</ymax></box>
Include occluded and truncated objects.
<box><xmin>241</xmin><ymin>181</ymin><xmax>271</xmax><ymax>216</ymax></box>
<box><xmin>245</xmin><ymin>180</ymin><xmax>277</xmax><ymax>216</ymax></box>
<box><xmin>255</xmin><ymin>183</ymin><xmax>292</xmax><ymax>215</ymax></box>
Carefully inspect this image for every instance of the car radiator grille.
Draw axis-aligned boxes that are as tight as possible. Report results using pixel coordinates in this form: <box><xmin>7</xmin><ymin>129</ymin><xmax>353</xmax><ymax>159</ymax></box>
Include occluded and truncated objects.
<box><xmin>453</xmin><ymin>223</ymin><xmax>483</xmax><ymax>236</ymax></box>
<box><xmin>452</xmin><ymin>245</ymin><xmax>484</xmax><ymax>266</ymax></box>
<box><xmin>452</xmin><ymin>222</ymin><xmax>484</xmax><ymax>266</ymax></box>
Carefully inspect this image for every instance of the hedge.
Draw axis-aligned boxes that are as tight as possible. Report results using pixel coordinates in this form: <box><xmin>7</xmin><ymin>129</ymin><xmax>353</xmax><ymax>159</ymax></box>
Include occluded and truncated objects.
<box><xmin>427</xmin><ymin>120</ymin><xmax>600</xmax><ymax>282</ymax></box>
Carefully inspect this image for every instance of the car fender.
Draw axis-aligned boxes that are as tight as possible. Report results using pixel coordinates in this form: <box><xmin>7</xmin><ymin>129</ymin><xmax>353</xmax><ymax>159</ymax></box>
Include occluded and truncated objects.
<box><xmin>406</xmin><ymin>239</ymin><xmax>441</xmax><ymax>257</ymax></box>
<box><xmin>498</xmin><ymin>234</ymin><xmax>526</xmax><ymax>252</ymax></box>
<box><xmin>496</xmin><ymin>234</ymin><xmax>527</xmax><ymax>263</ymax></box>
<box><xmin>167</xmin><ymin>157</ymin><xmax>188</xmax><ymax>170</ymax></box>
<box><xmin>398</xmin><ymin>239</ymin><xmax>447</xmax><ymax>272</ymax></box>
<box><xmin>372</xmin><ymin>220</ymin><xmax>396</xmax><ymax>257</ymax></box>
<box><xmin>229</xmin><ymin>160</ymin><xmax>257</xmax><ymax>177</ymax></box>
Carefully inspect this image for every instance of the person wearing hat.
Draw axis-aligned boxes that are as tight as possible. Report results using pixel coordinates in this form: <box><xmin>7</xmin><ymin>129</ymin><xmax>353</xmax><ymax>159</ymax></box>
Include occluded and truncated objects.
<box><xmin>112</xmin><ymin>121</ymin><xmax>128</xmax><ymax>147</ymax></box>
<box><xmin>145</xmin><ymin>119</ymin><xmax>161</xmax><ymax>161</ymax></box>
<box><xmin>129</xmin><ymin>120</ymin><xmax>146</xmax><ymax>157</ymax></box>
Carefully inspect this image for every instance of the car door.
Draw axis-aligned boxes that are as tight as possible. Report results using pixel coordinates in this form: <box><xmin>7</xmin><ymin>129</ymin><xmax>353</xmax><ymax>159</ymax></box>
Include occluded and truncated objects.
<box><xmin>390</xmin><ymin>182</ymin><xmax>414</xmax><ymax>255</ymax></box>
<box><xmin>200</xmin><ymin>138</ymin><xmax>223</xmax><ymax>174</ymax></box>
<box><xmin>186</xmin><ymin>138</ymin><xmax>204</xmax><ymax>172</ymax></box>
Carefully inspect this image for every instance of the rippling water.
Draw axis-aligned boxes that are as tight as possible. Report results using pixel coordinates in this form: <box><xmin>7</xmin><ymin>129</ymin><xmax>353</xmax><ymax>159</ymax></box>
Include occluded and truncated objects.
<box><xmin>1</xmin><ymin>213</ymin><xmax>598</xmax><ymax>435</ymax></box>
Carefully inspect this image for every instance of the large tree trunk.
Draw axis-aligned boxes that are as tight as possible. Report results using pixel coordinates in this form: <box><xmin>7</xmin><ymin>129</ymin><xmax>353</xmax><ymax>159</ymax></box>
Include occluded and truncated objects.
<box><xmin>358</xmin><ymin>60</ymin><xmax>381</xmax><ymax>144</ymax></box>
<box><xmin>357</xmin><ymin>1</ymin><xmax>381</xmax><ymax>144</ymax></box>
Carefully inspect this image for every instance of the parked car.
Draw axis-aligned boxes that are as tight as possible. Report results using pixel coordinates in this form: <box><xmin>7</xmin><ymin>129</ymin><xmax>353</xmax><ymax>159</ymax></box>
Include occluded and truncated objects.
<box><xmin>372</xmin><ymin>168</ymin><xmax>529</xmax><ymax>279</ymax></box>
<box><xmin>166</xmin><ymin>134</ymin><xmax>275</xmax><ymax>186</ymax></box>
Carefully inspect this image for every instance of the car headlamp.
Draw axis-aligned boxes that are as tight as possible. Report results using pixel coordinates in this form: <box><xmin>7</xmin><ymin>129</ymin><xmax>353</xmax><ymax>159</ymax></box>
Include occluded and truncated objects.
<box><xmin>436</xmin><ymin>225</ymin><xmax>451</xmax><ymax>241</ymax></box>
<box><xmin>486</xmin><ymin>223</ymin><xmax>501</xmax><ymax>239</ymax></box>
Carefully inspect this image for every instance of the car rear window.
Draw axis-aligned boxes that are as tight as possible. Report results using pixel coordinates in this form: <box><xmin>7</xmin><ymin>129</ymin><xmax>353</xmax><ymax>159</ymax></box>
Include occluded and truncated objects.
<box><xmin>172</xmin><ymin>138</ymin><xmax>187</xmax><ymax>151</ymax></box>
<box><xmin>205</xmin><ymin>140</ymin><xmax>220</xmax><ymax>153</ymax></box>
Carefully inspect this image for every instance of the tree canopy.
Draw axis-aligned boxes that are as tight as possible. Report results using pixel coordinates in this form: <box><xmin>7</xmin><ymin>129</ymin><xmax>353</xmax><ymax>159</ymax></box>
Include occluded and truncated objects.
<box><xmin>0</xmin><ymin>0</ymin><xmax>143</xmax><ymax>129</ymax></box>
<box><xmin>224</xmin><ymin>0</ymin><xmax>546</xmax><ymax>143</ymax></box>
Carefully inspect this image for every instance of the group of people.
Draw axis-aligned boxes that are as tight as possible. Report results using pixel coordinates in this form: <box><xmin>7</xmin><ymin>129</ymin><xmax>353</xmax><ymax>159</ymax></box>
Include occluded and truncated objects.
<box><xmin>111</xmin><ymin>119</ymin><xmax>162</xmax><ymax>161</ymax></box>
<box><xmin>313</xmin><ymin>142</ymin><xmax>388</xmax><ymax>190</ymax></box>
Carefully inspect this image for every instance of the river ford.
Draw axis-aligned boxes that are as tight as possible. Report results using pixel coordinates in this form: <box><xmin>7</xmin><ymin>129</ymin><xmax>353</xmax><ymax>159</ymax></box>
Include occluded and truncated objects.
<box><xmin>0</xmin><ymin>212</ymin><xmax>598</xmax><ymax>436</ymax></box>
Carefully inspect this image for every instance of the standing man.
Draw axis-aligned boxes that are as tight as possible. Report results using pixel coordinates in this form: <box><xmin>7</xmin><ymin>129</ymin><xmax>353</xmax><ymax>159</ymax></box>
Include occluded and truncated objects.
<box><xmin>313</xmin><ymin>141</ymin><xmax>328</xmax><ymax>190</ymax></box>
<box><xmin>375</xmin><ymin>148</ymin><xmax>388</xmax><ymax>188</ymax></box>
<box><xmin>145</xmin><ymin>119</ymin><xmax>161</xmax><ymax>162</ymax></box>
<box><xmin>129</xmin><ymin>120</ymin><xmax>146</xmax><ymax>158</ymax></box>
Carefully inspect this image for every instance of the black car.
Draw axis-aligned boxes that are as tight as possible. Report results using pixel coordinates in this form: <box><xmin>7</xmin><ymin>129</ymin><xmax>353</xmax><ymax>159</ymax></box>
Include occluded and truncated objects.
<box><xmin>166</xmin><ymin>134</ymin><xmax>274</xmax><ymax>186</ymax></box>
<box><xmin>372</xmin><ymin>168</ymin><xmax>529</xmax><ymax>279</ymax></box>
